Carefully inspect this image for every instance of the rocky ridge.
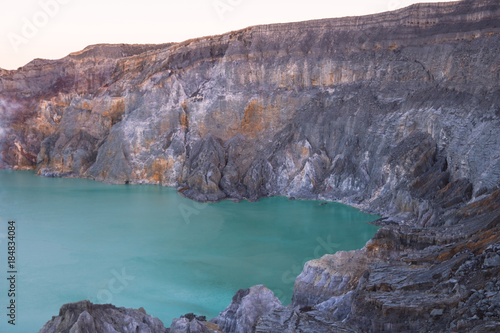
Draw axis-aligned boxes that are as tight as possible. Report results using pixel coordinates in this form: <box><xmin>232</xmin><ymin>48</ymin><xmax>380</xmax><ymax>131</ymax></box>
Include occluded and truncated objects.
<box><xmin>1</xmin><ymin>0</ymin><xmax>499</xmax><ymax>332</ymax></box>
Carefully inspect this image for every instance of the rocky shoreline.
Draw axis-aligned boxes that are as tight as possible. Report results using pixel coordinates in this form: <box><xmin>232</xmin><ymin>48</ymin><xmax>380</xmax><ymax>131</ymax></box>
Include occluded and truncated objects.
<box><xmin>1</xmin><ymin>0</ymin><xmax>500</xmax><ymax>332</ymax></box>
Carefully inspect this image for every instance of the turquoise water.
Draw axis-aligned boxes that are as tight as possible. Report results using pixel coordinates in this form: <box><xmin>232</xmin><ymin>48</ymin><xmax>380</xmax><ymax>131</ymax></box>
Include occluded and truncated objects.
<box><xmin>0</xmin><ymin>170</ymin><xmax>378</xmax><ymax>332</ymax></box>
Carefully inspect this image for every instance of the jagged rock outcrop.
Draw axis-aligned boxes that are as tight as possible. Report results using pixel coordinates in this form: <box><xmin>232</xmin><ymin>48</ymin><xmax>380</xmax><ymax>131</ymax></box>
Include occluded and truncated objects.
<box><xmin>1</xmin><ymin>0</ymin><xmax>500</xmax><ymax>332</ymax></box>
<box><xmin>211</xmin><ymin>285</ymin><xmax>282</xmax><ymax>333</ymax></box>
<box><xmin>169</xmin><ymin>313</ymin><xmax>222</xmax><ymax>333</ymax></box>
<box><xmin>283</xmin><ymin>202</ymin><xmax>500</xmax><ymax>332</ymax></box>
<box><xmin>38</xmin><ymin>300</ymin><xmax>167</xmax><ymax>333</ymax></box>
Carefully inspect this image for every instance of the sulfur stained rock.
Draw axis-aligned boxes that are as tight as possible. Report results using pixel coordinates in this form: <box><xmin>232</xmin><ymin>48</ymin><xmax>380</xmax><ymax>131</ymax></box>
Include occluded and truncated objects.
<box><xmin>1</xmin><ymin>0</ymin><xmax>498</xmax><ymax>213</ymax></box>
<box><xmin>292</xmin><ymin>250</ymin><xmax>373</xmax><ymax>307</ymax></box>
<box><xmin>8</xmin><ymin>0</ymin><xmax>500</xmax><ymax>332</ymax></box>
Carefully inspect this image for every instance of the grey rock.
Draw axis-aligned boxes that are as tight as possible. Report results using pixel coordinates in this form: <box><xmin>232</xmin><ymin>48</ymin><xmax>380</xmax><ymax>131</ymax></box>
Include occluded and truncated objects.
<box><xmin>484</xmin><ymin>253</ymin><xmax>500</xmax><ymax>268</ymax></box>
<box><xmin>169</xmin><ymin>318</ymin><xmax>193</xmax><ymax>333</ymax></box>
<box><xmin>169</xmin><ymin>314</ymin><xmax>222</xmax><ymax>333</ymax></box>
<box><xmin>315</xmin><ymin>291</ymin><xmax>354</xmax><ymax>321</ymax></box>
<box><xmin>183</xmin><ymin>134</ymin><xmax>227</xmax><ymax>201</ymax></box>
<box><xmin>38</xmin><ymin>300</ymin><xmax>167</xmax><ymax>333</ymax></box>
<box><xmin>255</xmin><ymin>306</ymin><xmax>356</xmax><ymax>333</ymax></box>
<box><xmin>0</xmin><ymin>1</ymin><xmax>498</xmax><ymax>216</ymax></box>
<box><xmin>430</xmin><ymin>309</ymin><xmax>444</xmax><ymax>317</ymax></box>
<box><xmin>293</xmin><ymin>250</ymin><xmax>370</xmax><ymax>307</ymax></box>
<box><xmin>4</xmin><ymin>0</ymin><xmax>499</xmax><ymax>332</ymax></box>
<box><xmin>169</xmin><ymin>318</ymin><xmax>221</xmax><ymax>333</ymax></box>
<box><xmin>211</xmin><ymin>285</ymin><xmax>282</xmax><ymax>333</ymax></box>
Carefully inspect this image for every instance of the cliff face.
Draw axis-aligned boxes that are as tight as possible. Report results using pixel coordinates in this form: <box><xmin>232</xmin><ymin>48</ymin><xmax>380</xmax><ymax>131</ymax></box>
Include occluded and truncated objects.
<box><xmin>2</xmin><ymin>0</ymin><xmax>500</xmax><ymax>332</ymax></box>
<box><xmin>1</xmin><ymin>0</ymin><xmax>499</xmax><ymax>211</ymax></box>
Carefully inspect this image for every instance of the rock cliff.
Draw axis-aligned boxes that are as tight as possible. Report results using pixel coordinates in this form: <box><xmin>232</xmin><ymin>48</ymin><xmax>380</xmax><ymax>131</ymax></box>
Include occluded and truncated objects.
<box><xmin>2</xmin><ymin>0</ymin><xmax>500</xmax><ymax>332</ymax></box>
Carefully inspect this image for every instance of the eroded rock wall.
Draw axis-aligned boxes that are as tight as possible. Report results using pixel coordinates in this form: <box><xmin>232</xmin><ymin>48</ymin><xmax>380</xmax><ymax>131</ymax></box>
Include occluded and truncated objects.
<box><xmin>1</xmin><ymin>1</ymin><xmax>498</xmax><ymax>217</ymax></box>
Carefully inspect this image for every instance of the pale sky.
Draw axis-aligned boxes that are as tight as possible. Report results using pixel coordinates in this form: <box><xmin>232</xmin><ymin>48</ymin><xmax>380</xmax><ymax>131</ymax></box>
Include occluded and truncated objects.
<box><xmin>1</xmin><ymin>0</ymin><xmax>457</xmax><ymax>70</ymax></box>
